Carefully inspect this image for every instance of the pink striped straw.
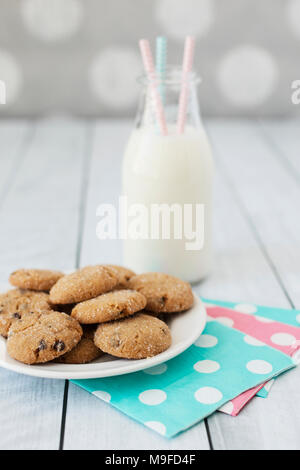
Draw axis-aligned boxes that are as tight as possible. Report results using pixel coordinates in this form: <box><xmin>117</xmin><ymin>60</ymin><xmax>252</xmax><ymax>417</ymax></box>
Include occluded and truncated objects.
<box><xmin>177</xmin><ymin>36</ymin><xmax>195</xmax><ymax>134</ymax></box>
<box><xmin>139</xmin><ymin>39</ymin><xmax>168</xmax><ymax>136</ymax></box>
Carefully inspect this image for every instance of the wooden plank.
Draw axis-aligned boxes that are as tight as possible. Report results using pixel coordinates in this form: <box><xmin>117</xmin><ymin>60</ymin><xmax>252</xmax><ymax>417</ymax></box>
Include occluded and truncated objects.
<box><xmin>208</xmin><ymin>365</ymin><xmax>300</xmax><ymax>450</ymax></box>
<box><xmin>205</xmin><ymin>119</ymin><xmax>300</xmax><ymax>450</ymax></box>
<box><xmin>0</xmin><ymin>121</ymin><xmax>31</xmax><ymax>206</ymax></box>
<box><xmin>260</xmin><ymin>119</ymin><xmax>300</xmax><ymax>181</ymax></box>
<box><xmin>0</xmin><ymin>369</ymin><xmax>63</xmax><ymax>450</ymax></box>
<box><xmin>193</xmin><ymin>160</ymin><xmax>291</xmax><ymax>307</ymax></box>
<box><xmin>79</xmin><ymin>120</ymin><xmax>128</xmax><ymax>267</ymax></box>
<box><xmin>206</xmin><ymin>119</ymin><xmax>300</xmax><ymax>308</ymax></box>
<box><xmin>63</xmin><ymin>120</ymin><xmax>211</xmax><ymax>450</ymax></box>
<box><xmin>0</xmin><ymin>118</ymin><xmax>88</xmax><ymax>449</ymax></box>
<box><xmin>65</xmin><ymin>383</ymin><xmax>210</xmax><ymax>450</ymax></box>
<box><xmin>0</xmin><ymin>118</ymin><xmax>88</xmax><ymax>279</ymax></box>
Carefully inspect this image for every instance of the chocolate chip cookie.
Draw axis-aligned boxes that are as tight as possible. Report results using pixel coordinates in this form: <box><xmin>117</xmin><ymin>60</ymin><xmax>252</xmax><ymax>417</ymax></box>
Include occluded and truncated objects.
<box><xmin>9</xmin><ymin>269</ymin><xmax>64</xmax><ymax>292</ymax></box>
<box><xmin>94</xmin><ymin>313</ymin><xmax>172</xmax><ymax>359</ymax></box>
<box><xmin>71</xmin><ymin>289</ymin><xmax>147</xmax><ymax>324</ymax></box>
<box><xmin>128</xmin><ymin>272</ymin><xmax>194</xmax><ymax>313</ymax></box>
<box><xmin>56</xmin><ymin>325</ymin><xmax>103</xmax><ymax>364</ymax></box>
<box><xmin>49</xmin><ymin>265</ymin><xmax>118</xmax><ymax>304</ymax></box>
<box><xmin>7</xmin><ymin>311</ymin><xmax>82</xmax><ymax>364</ymax></box>
<box><xmin>0</xmin><ymin>289</ymin><xmax>52</xmax><ymax>338</ymax></box>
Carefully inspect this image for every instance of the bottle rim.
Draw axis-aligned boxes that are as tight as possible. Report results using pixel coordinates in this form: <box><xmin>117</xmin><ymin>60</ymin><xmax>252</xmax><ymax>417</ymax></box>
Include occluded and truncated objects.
<box><xmin>137</xmin><ymin>65</ymin><xmax>201</xmax><ymax>86</ymax></box>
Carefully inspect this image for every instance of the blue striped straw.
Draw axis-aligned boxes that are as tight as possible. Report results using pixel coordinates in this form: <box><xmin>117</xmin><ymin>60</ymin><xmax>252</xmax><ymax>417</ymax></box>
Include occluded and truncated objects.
<box><xmin>156</xmin><ymin>36</ymin><xmax>167</xmax><ymax>105</ymax></box>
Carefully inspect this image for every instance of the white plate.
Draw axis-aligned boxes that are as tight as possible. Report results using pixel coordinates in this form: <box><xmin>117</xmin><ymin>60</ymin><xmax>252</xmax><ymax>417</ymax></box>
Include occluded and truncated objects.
<box><xmin>0</xmin><ymin>287</ymin><xmax>206</xmax><ymax>380</ymax></box>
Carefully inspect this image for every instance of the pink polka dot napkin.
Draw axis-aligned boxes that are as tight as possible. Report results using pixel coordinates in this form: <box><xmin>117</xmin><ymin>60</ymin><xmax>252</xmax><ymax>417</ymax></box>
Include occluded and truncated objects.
<box><xmin>204</xmin><ymin>304</ymin><xmax>300</xmax><ymax>416</ymax></box>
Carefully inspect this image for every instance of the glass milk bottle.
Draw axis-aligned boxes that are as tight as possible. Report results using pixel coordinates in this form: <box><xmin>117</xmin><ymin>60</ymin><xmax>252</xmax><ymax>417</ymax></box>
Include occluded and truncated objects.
<box><xmin>122</xmin><ymin>67</ymin><xmax>214</xmax><ymax>283</ymax></box>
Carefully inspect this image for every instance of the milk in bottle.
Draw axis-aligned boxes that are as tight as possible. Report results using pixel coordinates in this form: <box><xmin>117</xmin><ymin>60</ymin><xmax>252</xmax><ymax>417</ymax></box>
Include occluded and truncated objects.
<box><xmin>122</xmin><ymin>68</ymin><xmax>214</xmax><ymax>283</ymax></box>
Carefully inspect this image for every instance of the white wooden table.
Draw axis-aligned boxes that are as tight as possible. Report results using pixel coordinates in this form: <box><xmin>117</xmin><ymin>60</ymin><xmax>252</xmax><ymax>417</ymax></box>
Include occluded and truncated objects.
<box><xmin>0</xmin><ymin>117</ymin><xmax>299</xmax><ymax>450</ymax></box>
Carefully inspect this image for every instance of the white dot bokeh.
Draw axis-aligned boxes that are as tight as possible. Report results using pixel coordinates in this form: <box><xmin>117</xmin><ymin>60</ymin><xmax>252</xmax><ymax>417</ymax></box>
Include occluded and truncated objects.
<box><xmin>156</xmin><ymin>0</ymin><xmax>214</xmax><ymax>41</ymax></box>
<box><xmin>139</xmin><ymin>389</ymin><xmax>167</xmax><ymax>406</ymax></box>
<box><xmin>244</xmin><ymin>335</ymin><xmax>265</xmax><ymax>347</ymax></box>
<box><xmin>270</xmin><ymin>333</ymin><xmax>296</xmax><ymax>346</ymax></box>
<box><xmin>287</xmin><ymin>0</ymin><xmax>300</xmax><ymax>39</ymax></box>
<box><xmin>92</xmin><ymin>390</ymin><xmax>111</xmax><ymax>402</ymax></box>
<box><xmin>194</xmin><ymin>386</ymin><xmax>223</xmax><ymax>404</ymax></box>
<box><xmin>194</xmin><ymin>359</ymin><xmax>220</xmax><ymax>373</ymax></box>
<box><xmin>218</xmin><ymin>45</ymin><xmax>278</xmax><ymax>108</ymax></box>
<box><xmin>0</xmin><ymin>50</ymin><xmax>22</xmax><ymax>105</ymax></box>
<box><xmin>246</xmin><ymin>359</ymin><xmax>273</xmax><ymax>375</ymax></box>
<box><xmin>194</xmin><ymin>334</ymin><xmax>218</xmax><ymax>348</ymax></box>
<box><xmin>144</xmin><ymin>421</ymin><xmax>166</xmax><ymax>435</ymax></box>
<box><xmin>21</xmin><ymin>0</ymin><xmax>83</xmax><ymax>42</ymax></box>
<box><xmin>89</xmin><ymin>47</ymin><xmax>141</xmax><ymax>110</ymax></box>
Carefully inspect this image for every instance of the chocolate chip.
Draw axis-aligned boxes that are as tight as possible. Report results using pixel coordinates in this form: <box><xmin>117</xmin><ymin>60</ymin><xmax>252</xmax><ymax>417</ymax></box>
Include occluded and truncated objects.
<box><xmin>12</xmin><ymin>312</ymin><xmax>21</xmax><ymax>319</ymax></box>
<box><xmin>160</xmin><ymin>296</ymin><xmax>167</xmax><ymax>305</ymax></box>
<box><xmin>38</xmin><ymin>339</ymin><xmax>47</xmax><ymax>351</ymax></box>
<box><xmin>53</xmin><ymin>340</ymin><xmax>65</xmax><ymax>352</ymax></box>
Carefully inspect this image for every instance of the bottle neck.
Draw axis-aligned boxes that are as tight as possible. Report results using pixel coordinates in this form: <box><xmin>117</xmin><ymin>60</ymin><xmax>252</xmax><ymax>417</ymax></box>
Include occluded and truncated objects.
<box><xmin>135</xmin><ymin>67</ymin><xmax>202</xmax><ymax>135</ymax></box>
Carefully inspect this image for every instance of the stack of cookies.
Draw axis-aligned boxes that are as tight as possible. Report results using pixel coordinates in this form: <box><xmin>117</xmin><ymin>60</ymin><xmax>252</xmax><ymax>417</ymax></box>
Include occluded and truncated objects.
<box><xmin>0</xmin><ymin>266</ymin><xmax>194</xmax><ymax>365</ymax></box>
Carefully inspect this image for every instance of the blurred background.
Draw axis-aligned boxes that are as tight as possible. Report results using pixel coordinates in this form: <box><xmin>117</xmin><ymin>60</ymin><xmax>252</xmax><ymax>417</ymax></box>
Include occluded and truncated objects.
<box><xmin>0</xmin><ymin>0</ymin><xmax>299</xmax><ymax>118</ymax></box>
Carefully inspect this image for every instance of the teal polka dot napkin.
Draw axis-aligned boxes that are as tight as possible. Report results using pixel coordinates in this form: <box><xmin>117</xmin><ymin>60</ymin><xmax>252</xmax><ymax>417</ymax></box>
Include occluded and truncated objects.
<box><xmin>72</xmin><ymin>320</ymin><xmax>295</xmax><ymax>438</ymax></box>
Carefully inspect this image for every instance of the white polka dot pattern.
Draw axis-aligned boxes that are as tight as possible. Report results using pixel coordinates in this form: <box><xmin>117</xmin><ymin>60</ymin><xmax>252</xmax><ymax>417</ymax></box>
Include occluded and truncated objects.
<box><xmin>234</xmin><ymin>303</ymin><xmax>257</xmax><ymax>314</ymax></box>
<box><xmin>255</xmin><ymin>315</ymin><xmax>274</xmax><ymax>323</ymax></box>
<box><xmin>244</xmin><ymin>335</ymin><xmax>265</xmax><ymax>346</ymax></box>
<box><xmin>194</xmin><ymin>359</ymin><xmax>220</xmax><ymax>373</ymax></box>
<box><xmin>206</xmin><ymin>315</ymin><xmax>215</xmax><ymax>322</ymax></box>
<box><xmin>215</xmin><ymin>316</ymin><xmax>234</xmax><ymax>327</ymax></box>
<box><xmin>139</xmin><ymin>389</ymin><xmax>167</xmax><ymax>406</ymax></box>
<box><xmin>194</xmin><ymin>334</ymin><xmax>218</xmax><ymax>348</ymax></box>
<box><xmin>92</xmin><ymin>390</ymin><xmax>111</xmax><ymax>402</ymax></box>
<box><xmin>79</xmin><ymin>317</ymin><xmax>294</xmax><ymax>437</ymax></box>
<box><xmin>194</xmin><ymin>386</ymin><xmax>223</xmax><ymax>404</ymax></box>
<box><xmin>270</xmin><ymin>333</ymin><xmax>296</xmax><ymax>347</ymax></box>
<box><xmin>143</xmin><ymin>364</ymin><xmax>168</xmax><ymax>375</ymax></box>
<box><xmin>144</xmin><ymin>421</ymin><xmax>166</xmax><ymax>435</ymax></box>
<box><xmin>246</xmin><ymin>359</ymin><xmax>273</xmax><ymax>374</ymax></box>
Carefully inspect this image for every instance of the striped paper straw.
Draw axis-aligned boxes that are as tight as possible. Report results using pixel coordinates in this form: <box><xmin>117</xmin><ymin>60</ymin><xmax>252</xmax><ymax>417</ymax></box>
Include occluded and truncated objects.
<box><xmin>156</xmin><ymin>36</ymin><xmax>167</xmax><ymax>104</ymax></box>
<box><xmin>176</xmin><ymin>36</ymin><xmax>195</xmax><ymax>135</ymax></box>
<box><xmin>139</xmin><ymin>39</ymin><xmax>168</xmax><ymax>136</ymax></box>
